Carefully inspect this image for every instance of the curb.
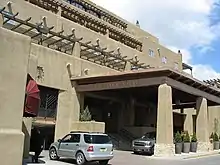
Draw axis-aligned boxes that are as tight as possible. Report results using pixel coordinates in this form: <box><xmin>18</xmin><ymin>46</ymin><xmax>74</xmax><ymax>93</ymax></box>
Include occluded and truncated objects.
<box><xmin>145</xmin><ymin>151</ymin><xmax>220</xmax><ymax>160</ymax></box>
<box><xmin>183</xmin><ymin>152</ymin><xmax>220</xmax><ymax>160</ymax></box>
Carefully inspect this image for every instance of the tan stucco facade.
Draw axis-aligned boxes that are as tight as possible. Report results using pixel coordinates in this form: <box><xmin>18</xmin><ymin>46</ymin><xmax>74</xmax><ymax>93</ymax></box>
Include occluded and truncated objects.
<box><xmin>0</xmin><ymin>0</ymin><xmax>220</xmax><ymax>164</ymax></box>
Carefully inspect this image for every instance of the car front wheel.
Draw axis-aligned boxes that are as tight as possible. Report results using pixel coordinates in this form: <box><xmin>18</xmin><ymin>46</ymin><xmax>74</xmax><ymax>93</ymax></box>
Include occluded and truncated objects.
<box><xmin>49</xmin><ymin>147</ymin><xmax>59</xmax><ymax>160</ymax></box>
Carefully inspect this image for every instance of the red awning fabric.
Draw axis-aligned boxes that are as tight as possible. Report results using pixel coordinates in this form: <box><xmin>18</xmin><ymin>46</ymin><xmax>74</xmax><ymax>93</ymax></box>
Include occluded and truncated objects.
<box><xmin>24</xmin><ymin>79</ymin><xmax>40</xmax><ymax>117</ymax></box>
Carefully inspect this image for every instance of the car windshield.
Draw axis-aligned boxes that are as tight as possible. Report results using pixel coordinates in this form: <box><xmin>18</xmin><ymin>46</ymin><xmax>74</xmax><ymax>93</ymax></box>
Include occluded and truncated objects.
<box><xmin>141</xmin><ymin>132</ymin><xmax>156</xmax><ymax>140</ymax></box>
<box><xmin>84</xmin><ymin>134</ymin><xmax>112</xmax><ymax>144</ymax></box>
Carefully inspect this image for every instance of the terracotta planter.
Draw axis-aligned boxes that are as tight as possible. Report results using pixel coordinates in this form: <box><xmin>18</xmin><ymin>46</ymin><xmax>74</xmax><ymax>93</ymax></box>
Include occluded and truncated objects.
<box><xmin>190</xmin><ymin>142</ymin><xmax>197</xmax><ymax>152</ymax></box>
<box><xmin>213</xmin><ymin>141</ymin><xmax>220</xmax><ymax>150</ymax></box>
<box><xmin>183</xmin><ymin>142</ymin><xmax>190</xmax><ymax>153</ymax></box>
<box><xmin>175</xmin><ymin>142</ymin><xmax>182</xmax><ymax>154</ymax></box>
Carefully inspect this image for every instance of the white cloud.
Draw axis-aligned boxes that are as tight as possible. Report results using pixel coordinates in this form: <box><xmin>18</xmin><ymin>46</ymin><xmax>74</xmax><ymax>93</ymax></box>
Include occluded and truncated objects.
<box><xmin>92</xmin><ymin>0</ymin><xmax>220</xmax><ymax>80</ymax></box>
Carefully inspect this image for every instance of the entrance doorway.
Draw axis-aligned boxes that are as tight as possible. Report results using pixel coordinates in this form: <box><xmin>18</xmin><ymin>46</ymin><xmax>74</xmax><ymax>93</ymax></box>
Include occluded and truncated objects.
<box><xmin>31</xmin><ymin>125</ymin><xmax>55</xmax><ymax>150</ymax></box>
<box><xmin>84</xmin><ymin>97</ymin><xmax>120</xmax><ymax>133</ymax></box>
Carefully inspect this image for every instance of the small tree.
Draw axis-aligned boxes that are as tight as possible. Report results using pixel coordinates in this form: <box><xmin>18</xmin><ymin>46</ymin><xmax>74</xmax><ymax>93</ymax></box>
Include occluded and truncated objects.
<box><xmin>183</xmin><ymin>131</ymin><xmax>190</xmax><ymax>143</ymax></box>
<box><xmin>174</xmin><ymin>131</ymin><xmax>182</xmax><ymax>143</ymax></box>
<box><xmin>79</xmin><ymin>106</ymin><xmax>92</xmax><ymax>121</ymax></box>
<box><xmin>213</xmin><ymin>132</ymin><xmax>219</xmax><ymax>142</ymax></box>
<box><xmin>191</xmin><ymin>132</ymin><xmax>197</xmax><ymax>142</ymax></box>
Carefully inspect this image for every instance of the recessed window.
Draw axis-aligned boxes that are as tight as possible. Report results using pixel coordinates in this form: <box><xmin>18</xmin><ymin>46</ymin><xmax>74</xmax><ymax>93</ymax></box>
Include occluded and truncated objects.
<box><xmin>174</xmin><ymin>62</ymin><xmax>178</xmax><ymax>70</ymax></box>
<box><xmin>148</xmin><ymin>49</ymin><xmax>154</xmax><ymax>57</ymax></box>
<box><xmin>162</xmin><ymin>57</ymin><xmax>167</xmax><ymax>64</ymax></box>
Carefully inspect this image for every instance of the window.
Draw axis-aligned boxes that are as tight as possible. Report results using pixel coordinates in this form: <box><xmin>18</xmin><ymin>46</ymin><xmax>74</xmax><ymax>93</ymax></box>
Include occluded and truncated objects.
<box><xmin>174</xmin><ymin>62</ymin><xmax>178</xmax><ymax>70</ymax></box>
<box><xmin>148</xmin><ymin>49</ymin><xmax>154</xmax><ymax>57</ymax></box>
<box><xmin>62</xmin><ymin>134</ymin><xmax>72</xmax><ymax>143</ymax></box>
<box><xmin>70</xmin><ymin>134</ymin><xmax>81</xmax><ymax>143</ymax></box>
<box><xmin>61</xmin><ymin>134</ymin><xmax>80</xmax><ymax>143</ymax></box>
<box><xmin>84</xmin><ymin>134</ymin><xmax>112</xmax><ymax>144</ymax></box>
<box><xmin>162</xmin><ymin>57</ymin><xmax>167</xmax><ymax>64</ymax></box>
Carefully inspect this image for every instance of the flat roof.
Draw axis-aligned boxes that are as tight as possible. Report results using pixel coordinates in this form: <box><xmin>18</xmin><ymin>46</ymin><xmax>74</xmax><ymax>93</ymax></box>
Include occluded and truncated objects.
<box><xmin>71</xmin><ymin>67</ymin><xmax>220</xmax><ymax>103</ymax></box>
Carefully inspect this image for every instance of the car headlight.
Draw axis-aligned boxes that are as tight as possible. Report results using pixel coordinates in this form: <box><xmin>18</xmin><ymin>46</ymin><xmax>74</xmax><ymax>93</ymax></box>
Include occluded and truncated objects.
<box><xmin>146</xmin><ymin>141</ymin><xmax>152</xmax><ymax>146</ymax></box>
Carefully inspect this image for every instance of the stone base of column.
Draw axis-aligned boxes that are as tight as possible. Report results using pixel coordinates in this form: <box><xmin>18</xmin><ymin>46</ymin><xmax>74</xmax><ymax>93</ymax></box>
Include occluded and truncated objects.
<box><xmin>0</xmin><ymin>129</ymin><xmax>24</xmax><ymax>165</ymax></box>
<box><xmin>197</xmin><ymin>142</ymin><xmax>211</xmax><ymax>152</ymax></box>
<box><xmin>154</xmin><ymin>143</ymin><xmax>175</xmax><ymax>156</ymax></box>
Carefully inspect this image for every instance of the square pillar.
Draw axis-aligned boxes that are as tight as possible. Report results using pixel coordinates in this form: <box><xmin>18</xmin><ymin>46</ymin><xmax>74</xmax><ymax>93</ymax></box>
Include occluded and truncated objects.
<box><xmin>55</xmin><ymin>86</ymin><xmax>84</xmax><ymax>141</ymax></box>
<box><xmin>0</xmin><ymin>28</ymin><xmax>31</xmax><ymax>165</ymax></box>
<box><xmin>184</xmin><ymin>108</ymin><xmax>194</xmax><ymax>135</ymax></box>
<box><xmin>72</xmin><ymin>42</ymin><xmax>81</xmax><ymax>57</ymax></box>
<box><xmin>154</xmin><ymin>83</ymin><xmax>174</xmax><ymax>156</ymax></box>
<box><xmin>196</xmin><ymin>97</ymin><xmax>210</xmax><ymax>152</ymax></box>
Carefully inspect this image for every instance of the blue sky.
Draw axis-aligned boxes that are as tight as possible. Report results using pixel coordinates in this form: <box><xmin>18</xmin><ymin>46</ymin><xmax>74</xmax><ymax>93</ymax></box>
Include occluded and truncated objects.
<box><xmin>190</xmin><ymin>2</ymin><xmax>220</xmax><ymax>72</ymax></box>
<box><xmin>92</xmin><ymin>0</ymin><xmax>220</xmax><ymax>80</ymax></box>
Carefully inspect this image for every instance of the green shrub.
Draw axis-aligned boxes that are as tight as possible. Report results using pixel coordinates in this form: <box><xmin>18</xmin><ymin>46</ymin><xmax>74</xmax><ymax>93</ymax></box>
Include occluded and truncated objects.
<box><xmin>174</xmin><ymin>131</ymin><xmax>182</xmax><ymax>143</ymax></box>
<box><xmin>213</xmin><ymin>132</ymin><xmax>219</xmax><ymax>142</ymax></box>
<box><xmin>191</xmin><ymin>132</ymin><xmax>197</xmax><ymax>142</ymax></box>
<box><xmin>183</xmin><ymin>131</ymin><xmax>190</xmax><ymax>143</ymax></box>
<box><xmin>79</xmin><ymin>106</ymin><xmax>92</xmax><ymax>121</ymax></box>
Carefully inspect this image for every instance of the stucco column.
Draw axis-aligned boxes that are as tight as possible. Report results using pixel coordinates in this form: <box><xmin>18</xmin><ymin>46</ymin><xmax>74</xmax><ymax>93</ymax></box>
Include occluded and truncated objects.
<box><xmin>0</xmin><ymin>14</ymin><xmax>3</xmax><ymax>26</ymax></box>
<box><xmin>184</xmin><ymin>108</ymin><xmax>194</xmax><ymax>135</ymax></box>
<box><xmin>72</xmin><ymin>42</ymin><xmax>81</xmax><ymax>57</ymax></box>
<box><xmin>129</xmin><ymin>97</ymin><xmax>135</xmax><ymax>126</ymax></box>
<box><xmin>196</xmin><ymin>97</ymin><xmax>210</xmax><ymax>152</ymax></box>
<box><xmin>55</xmin><ymin>86</ymin><xmax>83</xmax><ymax>140</ymax></box>
<box><xmin>105</xmin><ymin>29</ymin><xmax>109</xmax><ymax>38</ymax></box>
<box><xmin>154</xmin><ymin>83</ymin><xmax>174</xmax><ymax>156</ymax></box>
<box><xmin>0</xmin><ymin>28</ymin><xmax>31</xmax><ymax>165</ymax></box>
<box><xmin>125</xmin><ymin>61</ymin><xmax>131</xmax><ymax>71</ymax></box>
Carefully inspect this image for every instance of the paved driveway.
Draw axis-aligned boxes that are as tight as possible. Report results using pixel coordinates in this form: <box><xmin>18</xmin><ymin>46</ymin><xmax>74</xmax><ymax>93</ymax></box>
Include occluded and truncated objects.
<box><xmin>24</xmin><ymin>150</ymin><xmax>220</xmax><ymax>165</ymax></box>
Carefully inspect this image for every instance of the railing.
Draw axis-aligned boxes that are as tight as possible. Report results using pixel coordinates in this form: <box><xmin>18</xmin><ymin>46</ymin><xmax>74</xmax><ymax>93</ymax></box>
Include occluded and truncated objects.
<box><xmin>108</xmin><ymin>133</ymin><xmax>120</xmax><ymax>149</ymax></box>
<box><xmin>119</xmin><ymin>128</ymin><xmax>137</xmax><ymax>142</ymax></box>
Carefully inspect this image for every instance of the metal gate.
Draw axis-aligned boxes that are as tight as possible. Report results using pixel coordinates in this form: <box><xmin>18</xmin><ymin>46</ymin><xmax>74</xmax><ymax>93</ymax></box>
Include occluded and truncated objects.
<box><xmin>38</xmin><ymin>86</ymin><xmax>59</xmax><ymax>119</ymax></box>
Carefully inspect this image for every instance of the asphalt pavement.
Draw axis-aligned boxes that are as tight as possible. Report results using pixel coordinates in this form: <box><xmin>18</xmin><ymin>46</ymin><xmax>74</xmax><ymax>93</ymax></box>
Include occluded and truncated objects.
<box><xmin>23</xmin><ymin>150</ymin><xmax>220</xmax><ymax>165</ymax></box>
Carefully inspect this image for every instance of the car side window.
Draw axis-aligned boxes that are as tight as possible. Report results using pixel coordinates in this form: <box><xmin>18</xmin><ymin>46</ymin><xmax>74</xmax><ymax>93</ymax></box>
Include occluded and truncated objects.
<box><xmin>70</xmin><ymin>134</ymin><xmax>81</xmax><ymax>143</ymax></box>
<box><xmin>62</xmin><ymin>134</ymin><xmax>72</xmax><ymax>143</ymax></box>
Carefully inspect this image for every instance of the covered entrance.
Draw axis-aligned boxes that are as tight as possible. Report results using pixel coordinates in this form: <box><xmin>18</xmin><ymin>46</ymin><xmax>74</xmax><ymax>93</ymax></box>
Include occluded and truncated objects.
<box><xmin>72</xmin><ymin>68</ymin><xmax>220</xmax><ymax>156</ymax></box>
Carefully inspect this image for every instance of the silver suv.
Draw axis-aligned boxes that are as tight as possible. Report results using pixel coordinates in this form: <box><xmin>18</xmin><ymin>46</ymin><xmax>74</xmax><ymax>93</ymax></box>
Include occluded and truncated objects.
<box><xmin>49</xmin><ymin>131</ymin><xmax>114</xmax><ymax>165</ymax></box>
<box><xmin>132</xmin><ymin>132</ymin><xmax>156</xmax><ymax>155</ymax></box>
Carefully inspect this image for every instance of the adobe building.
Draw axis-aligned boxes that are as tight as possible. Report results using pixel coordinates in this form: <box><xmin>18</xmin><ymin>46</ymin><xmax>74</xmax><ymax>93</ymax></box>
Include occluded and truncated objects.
<box><xmin>0</xmin><ymin>0</ymin><xmax>220</xmax><ymax>164</ymax></box>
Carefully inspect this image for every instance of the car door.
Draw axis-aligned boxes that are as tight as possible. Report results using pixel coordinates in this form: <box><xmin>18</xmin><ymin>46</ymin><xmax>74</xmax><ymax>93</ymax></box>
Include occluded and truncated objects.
<box><xmin>65</xmin><ymin>134</ymin><xmax>81</xmax><ymax>158</ymax></box>
<box><xmin>57</xmin><ymin>134</ymin><xmax>72</xmax><ymax>157</ymax></box>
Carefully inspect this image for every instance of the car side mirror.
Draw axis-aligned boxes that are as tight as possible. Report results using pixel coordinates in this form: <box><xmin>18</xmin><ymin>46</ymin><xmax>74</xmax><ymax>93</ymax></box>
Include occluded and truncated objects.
<box><xmin>58</xmin><ymin>139</ymin><xmax>61</xmax><ymax>142</ymax></box>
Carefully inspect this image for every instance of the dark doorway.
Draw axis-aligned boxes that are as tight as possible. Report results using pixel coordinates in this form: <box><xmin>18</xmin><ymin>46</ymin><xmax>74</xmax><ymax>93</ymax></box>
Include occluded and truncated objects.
<box><xmin>84</xmin><ymin>97</ymin><xmax>119</xmax><ymax>133</ymax></box>
<box><xmin>31</xmin><ymin>125</ymin><xmax>55</xmax><ymax>150</ymax></box>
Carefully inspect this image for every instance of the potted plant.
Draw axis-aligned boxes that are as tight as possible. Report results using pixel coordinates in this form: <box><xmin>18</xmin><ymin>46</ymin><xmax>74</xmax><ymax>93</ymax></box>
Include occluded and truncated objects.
<box><xmin>79</xmin><ymin>106</ymin><xmax>92</xmax><ymax>121</ymax></box>
<box><xmin>210</xmin><ymin>132</ymin><xmax>214</xmax><ymax>143</ymax></box>
<box><xmin>213</xmin><ymin>132</ymin><xmax>219</xmax><ymax>150</ymax></box>
<box><xmin>174</xmin><ymin>131</ymin><xmax>182</xmax><ymax>154</ymax></box>
<box><xmin>190</xmin><ymin>132</ymin><xmax>197</xmax><ymax>152</ymax></box>
<box><xmin>183</xmin><ymin>131</ymin><xmax>190</xmax><ymax>153</ymax></box>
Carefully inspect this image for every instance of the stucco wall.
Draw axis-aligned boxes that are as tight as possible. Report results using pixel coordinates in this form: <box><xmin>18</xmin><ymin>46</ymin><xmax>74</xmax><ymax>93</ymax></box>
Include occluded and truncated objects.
<box><xmin>71</xmin><ymin>121</ymin><xmax>105</xmax><ymax>133</ymax></box>
<box><xmin>0</xmin><ymin>0</ymin><xmax>183</xmax><ymax>71</ymax></box>
<box><xmin>0</xmin><ymin>27</ymin><xmax>30</xmax><ymax>165</ymax></box>
<box><xmin>31</xmin><ymin>43</ymin><xmax>118</xmax><ymax>90</ymax></box>
<box><xmin>209</xmin><ymin>106</ymin><xmax>220</xmax><ymax>135</ymax></box>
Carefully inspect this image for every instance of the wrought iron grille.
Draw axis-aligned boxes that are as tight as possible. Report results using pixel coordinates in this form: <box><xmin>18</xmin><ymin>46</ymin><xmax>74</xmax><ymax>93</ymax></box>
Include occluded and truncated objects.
<box><xmin>38</xmin><ymin>86</ymin><xmax>58</xmax><ymax>119</ymax></box>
